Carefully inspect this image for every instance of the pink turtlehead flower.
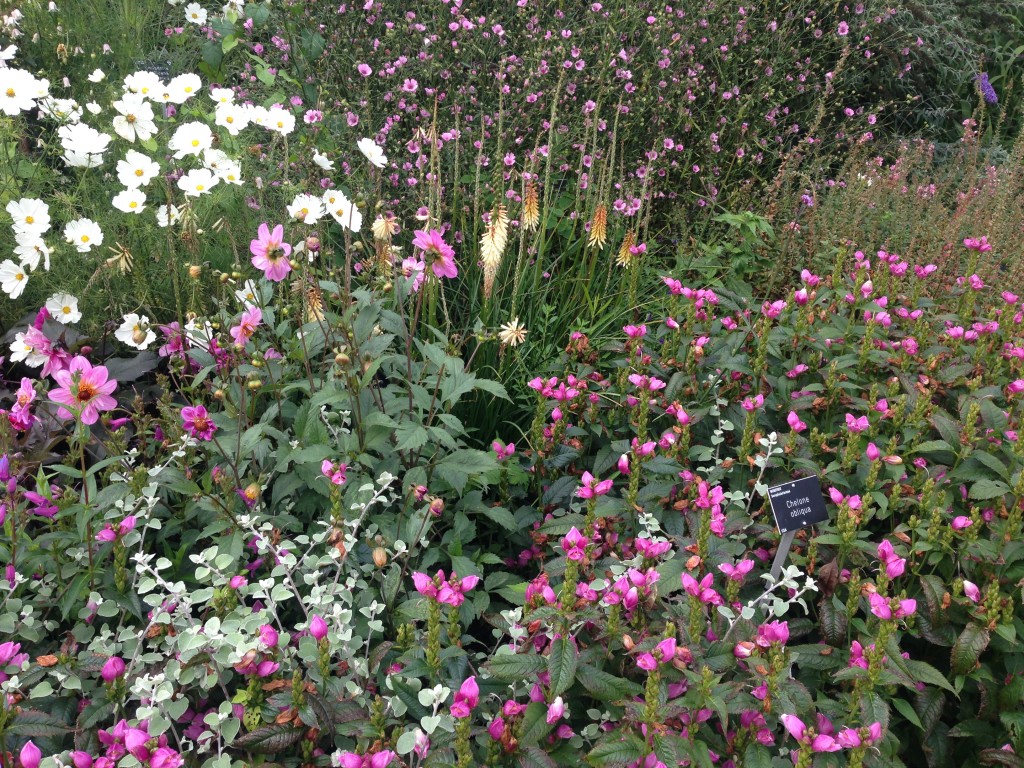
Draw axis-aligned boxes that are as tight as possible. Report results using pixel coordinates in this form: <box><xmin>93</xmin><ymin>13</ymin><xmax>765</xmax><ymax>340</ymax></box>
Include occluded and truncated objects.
<box><xmin>491</xmin><ymin>440</ymin><xmax>515</xmax><ymax>460</ymax></box>
<box><xmin>787</xmin><ymin>411</ymin><xmax>807</xmax><ymax>433</ymax></box>
<box><xmin>437</xmin><ymin>573</ymin><xmax>480</xmax><ymax>607</ymax></box>
<box><xmin>546</xmin><ymin>696</ymin><xmax>566</xmax><ymax>724</ymax></box>
<box><xmin>20</xmin><ymin>742</ymin><xmax>42</xmax><ymax>768</ymax></box>
<box><xmin>337</xmin><ymin>751</ymin><xmax>396</xmax><ymax>768</ymax></box>
<box><xmin>412</xmin><ymin>570</ymin><xmax>441</xmax><ymax>599</ymax></box>
<box><xmin>309</xmin><ymin>615</ymin><xmax>329</xmax><ymax>640</ymax></box>
<box><xmin>561</xmin><ymin>527</ymin><xmax>587</xmax><ymax>561</ymax></box>
<box><xmin>865</xmin><ymin>442</ymin><xmax>880</xmax><ymax>461</ymax></box>
<box><xmin>755</xmin><ymin>620</ymin><xmax>789</xmax><ymax>648</ymax></box>
<box><xmin>877</xmin><ymin>540</ymin><xmax>906</xmax><ymax>579</ymax></box>
<box><xmin>250</xmin><ymin>223</ymin><xmax>293</xmax><ymax>282</ymax></box>
<box><xmin>741</xmin><ymin>394</ymin><xmax>764</xmax><ymax>411</ymax></box>
<box><xmin>48</xmin><ymin>356</ymin><xmax>118</xmax><ymax>425</ymax></box>
<box><xmin>577</xmin><ymin>471</ymin><xmax>613</xmax><ymax>499</ymax></box>
<box><xmin>779</xmin><ymin>714</ymin><xmax>842</xmax><ymax>753</ymax></box>
<box><xmin>451</xmin><ymin>676</ymin><xmax>479</xmax><ymax>718</ymax></box>
<box><xmin>868</xmin><ymin>593</ymin><xmax>916</xmax><ymax>620</ymax></box>
<box><xmin>963</xmin><ymin>580</ymin><xmax>981</xmax><ymax>603</ymax></box>
<box><xmin>718</xmin><ymin>559</ymin><xmax>754</xmax><ymax>581</ymax></box>
<box><xmin>952</xmin><ymin>516</ymin><xmax>973</xmax><ymax>531</ymax></box>
<box><xmin>101</xmin><ymin>656</ymin><xmax>126</xmax><ymax>682</ymax></box>
<box><xmin>849</xmin><ymin>640</ymin><xmax>868</xmax><ymax>669</ymax></box>
<box><xmin>963</xmin><ymin>236</ymin><xmax>992</xmax><ymax>252</ymax></box>
<box><xmin>636</xmin><ymin>637</ymin><xmax>676</xmax><ymax>670</ymax></box>
<box><xmin>836</xmin><ymin>722</ymin><xmax>883</xmax><ymax>748</ymax></box>
<box><xmin>321</xmin><ymin>459</ymin><xmax>347</xmax><ymax>485</ymax></box>
<box><xmin>845</xmin><ymin>413</ymin><xmax>869</xmax><ymax>433</ymax></box>
<box><xmin>681</xmin><ymin>572</ymin><xmax>722</xmax><ymax>605</ymax></box>
<box><xmin>761</xmin><ymin>300</ymin><xmax>786</xmax><ymax>318</ymax></box>
<box><xmin>412</xmin><ymin>228</ymin><xmax>457</xmax><ymax>279</ymax></box>
<box><xmin>230</xmin><ymin>306</ymin><xmax>262</xmax><ymax>346</ymax></box>
<box><xmin>635</xmin><ymin>537</ymin><xmax>672</xmax><ymax>559</ymax></box>
<box><xmin>182</xmin><ymin>404</ymin><xmax>217</xmax><ymax>440</ymax></box>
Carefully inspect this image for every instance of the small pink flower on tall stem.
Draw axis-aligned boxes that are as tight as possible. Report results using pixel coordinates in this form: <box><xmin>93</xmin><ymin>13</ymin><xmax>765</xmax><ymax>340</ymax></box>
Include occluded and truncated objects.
<box><xmin>577</xmin><ymin>471</ymin><xmax>613</xmax><ymax>498</ymax></box>
<box><xmin>250</xmin><ymin>223</ymin><xmax>293</xmax><ymax>282</ymax></box>
<box><xmin>230</xmin><ymin>307</ymin><xmax>262</xmax><ymax>346</ymax></box>
<box><xmin>451</xmin><ymin>676</ymin><xmax>479</xmax><ymax>718</ymax></box>
<box><xmin>561</xmin><ymin>527</ymin><xmax>587</xmax><ymax>561</ymax></box>
<box><xmin>48</xmin><ymin>356</ymin><xmax>118</xmax><ymax>425</ymax></box>
<box><xmin>412</xmin><ymin>229</ymin><xmax>457</xmax><ymax>279</ymax></box>
<box><xmin>182</xmin><ymin>404</ymin><xmax>217</xmax><ymax>440</ymax></box>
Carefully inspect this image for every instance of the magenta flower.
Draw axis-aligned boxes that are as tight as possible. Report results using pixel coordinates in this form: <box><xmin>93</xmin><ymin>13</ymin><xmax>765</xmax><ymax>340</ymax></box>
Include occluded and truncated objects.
<box><xmin>451</xmin><ymin>676</ymin><xmax>479</xmax><ymax>718</ymax></box>
<box><xmin>412</xmin><ymin>228</ymin><xmax>457</xmax><ymax>279</ymax></box>
<box><xmin>786</xmin><ymin>411</ymin><xmax>807</xmax><ymax>433</ymax></box>
<box><xmin>718</xmin><ymin>559</ymin><xmax>754</xmax><ymax>582</ymax></box>
<box><xmin>309</xmin><ymin>615</ymin><xmax>329</xmax><ymax>641</ymax></box>
<box><xmin>755</xmin><ymin>620</ymin><xmax>789</xmax><ymax>648</ymax></box>
<box><xmin>845</xmin><ymin>413</ymin><xmax>870</xmax><ymax>433</ymax></box>
<box><xmin>546</xmin><ymin>696</ymin><xmax>566</xmax><ymax>724</ymax></box>
<box><xmin>250</xmin><ymin>223</ymin><xmax>293</xmax><ymax>282</ymax></box>
<box><xmin>779</xmin><ymin>714</ymin><xmax>841</xmax><ymax>753</ymax></box>
<box><xmin>101</xmin><ymin>656</ymin><xmax>126</xmax><ymax>682</ymax></box>
<box><xmin>868</xmin><ymin>593</ymin><xmax>916</xmax><ymax>620</ymax></box>
<box><xmin>561</xmin><ymin>526</ymin><xmax>587</xmax><ymax>561</ymax></box>
<box><xmin>437</xmin><ymin>573</ymin><xmax>480</xmax><ymax>607</ymax></box>
<box><xmin>491</xmin><ymin>440</ymin><xmax>515</xmax><ymax>461</ymax></box>
<box><xmin>230</xmin><ymin>306</ymin><xmax>262</xmax><ymax>346</ymax></box>
<box><xmin>182</xmin><ymin>404</ymin><xmax>217</xmax><ymax>440</ymax></box>
<box><xmin>836</xmin><ymin>722</ymin><xmax>883</xmax><ymax>748</ymax></box>
<box><xmin>681</xmin><ymin>572</ymin><xmax>722</xmax><ymax>605</ymax></box>
<box><xmin>20</xmin><ymin>741</ymin><xmax>42</xmax><ymax>768</ymax></box>
<box><xmin>338</xmin><ymin>751</ymin><xmax>395</xmax><ymax>768</ymax></box>
<box><xmin>761</xmin><ymin>300</ymin><xmax>786</xmax><ymax>318</ymax></box>
<box><xmin>963</xmin><ymin>580</ymin><xmax>981</xmax><ymax>603</ymax></box>
<box><xmin>876</xmin><ymin>540</ymin><xmax>906</xmax><ymax>579</ymax></box>
<box><xmin>48</xmin><ymin>356</ymin><xmax>118</xmax><ymax>425</ymax></box>
<box><xmin>321</xmin><ymin>459</ymin><xmax>347</xmax><ymax>485</ymax></box>
<box><xmin>952</xmin><ymin>516</ymin><xmax>973</xmax><ymax>531</ymax></box>
<box><xmin>636</xmin><ymin>637</ymin><xmax>676</xmax><ymax>670</ymax></box>
<box><xmin>577</xmin><ymin>471</ymin><xmax>613</xmax><ymax>499</ymax></box>
<box><xmin>412</xmin><ymin>570</ymin><xmax>441</xmax><ymax>599</ymax></box>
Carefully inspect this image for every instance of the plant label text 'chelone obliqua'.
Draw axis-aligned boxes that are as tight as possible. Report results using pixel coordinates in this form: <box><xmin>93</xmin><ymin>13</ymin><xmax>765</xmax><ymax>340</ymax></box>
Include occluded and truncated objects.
<box><xmin>766</xmin><ymin>475</ymin><xmax>828</xmax><ymax>533</ymax></box>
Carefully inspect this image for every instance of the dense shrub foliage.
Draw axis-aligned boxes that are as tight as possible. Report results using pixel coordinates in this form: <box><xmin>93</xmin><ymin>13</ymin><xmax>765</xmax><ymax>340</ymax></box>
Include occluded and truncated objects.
<box><xmin>0</xmin><ymin>2</ymin><xmax>1023</xmax><ymax>768</ymax></box>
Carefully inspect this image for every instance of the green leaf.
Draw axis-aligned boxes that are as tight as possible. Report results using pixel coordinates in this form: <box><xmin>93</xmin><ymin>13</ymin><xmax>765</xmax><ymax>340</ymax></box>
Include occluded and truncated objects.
<box><xmin>891</xmin><ymin>697</ymin><xmax>923</xmax><ymax>729</ymax></box>
<box><xmin>586</xmin><ymin>734</ymin><xmax>647</xmax><ymax>766</ymax></box>
<box><xmin>6</xmin><ymin>709</ymin><xmax>72</xmax><ymax>739</ymax></box>
<box><xmin>547</xmin><ymin>637</ymin><xmax>578</xmax><ymax>697</ymax></box>
<box><xmin>970</xmin><ymin>479</ymin><xmax>1010</xmax><ymax>500</ymax></box>
<box><xmin>230</xmin><ymin>723</ymin><xmax>304</xmax><ymax>752</ymax></box>
<box><xmin>394</xmin><ymin>423</ymin><xmax>429</xmax><ymax>452</ymax></box>
<box><xmin>819</xmin><ymin>599</ymin><xmax>847</xmax><ymax>646</ymax></box>
<box><xmin>518</xmin><ymin>702</ymin><xmax>554</xmax><ymax>746</ymax></box>
<box><xmin>979</xmin><ymin>749</ymin><xmax>1024</xmax><ymax>767</ymax></box>
<box><xmin>951</xmin><ymin>624</ymin><xmax>990</xmax><ymax>675</ymax></box>
<box><xmin>486</xmin><ymin>653</ymin><xmax>548</xmax><ymax>681</ymax></box>
<box><xmin>905</xmin><ymin>659</ymin><xmax>957</xmax><ymax>693</ymax></box>
<box><xmin>915</xmin><ymin>686</ymin><xmax>945</xmax><ymax>735</ymax></box>
<box><xmin>576</xmin><ymin>664</ymin><xmax>643</xmax><ymax>701</ymax></box>
<box><xmin>742</xmin><ymin>744</ymin><xmax>772</xmax><ymax>768</ymax></box>
<box><xmin>517</xmin><ymin>746</ymin><xmax>558</xmax><ymax>768</ymax></box>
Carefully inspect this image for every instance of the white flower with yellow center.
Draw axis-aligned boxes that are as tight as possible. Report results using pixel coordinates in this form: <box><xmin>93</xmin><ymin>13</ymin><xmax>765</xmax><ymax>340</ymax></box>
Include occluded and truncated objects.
<box><xmin>322</xmin><ymin>189</ymin><xmax>362</xmax><ymax>233</ymax></box>
<box><xmin>111</xmin><ymin>93</ymin><xmax>157</xmax><ymax>143</ymax></box>
<box><xmin>115</xmin><ymin>313</ymin><xmax>156</xmax><ymax>350</ymax></box>
<box><xmin>177</xmin><ymin>168</ymin><xmax>219</xmax><ymax>197</ymax></box>
<box><xmin>183</xmin><ymin>3</ymin><xmax>207</xmax><ymax>25</ymax></box>
<box><xmin>45</xmin><ymin>293</ymin><xmax>81</xmax><ymax>324</ymax></box>
<box><xmin>214</xmin><ymin>102</ymin><xmax>250</xmax><ymax>135</ymax></box>
<box><xmin>168</xmin><ymin>122</ymin><xmax>213</xmax><ymax>159</ymax></box>
<box><xmin>6</xmin><ymin>198</ymin><xmax>50</xmax><ymax>235</ymax></box>
<box><xmin>116</xmin><ymin>149</ymin><xmax>160</xmax><ymax>188</ymax></box>
<box><xmin>0</xmin><ymin>260</ymin><xmax>28</xmax><ymax>298</ymax></box>
<box><xmin>58</xmin><ymin>122</ymin><xmax>111</xmax><ymax>168</ymax></box>
<box><xmin>287</xmin><ymin>193</ymin><xmax>326</xmax><ymax>225</ymax></box>
<box><xmin>357</xmin><ymin>137</ymin><xmax>387</xmax><ymax>169</ymax></box>
<box><xmin>112</xmin><ymin>188</ymin><xmax>147</xmax><ymax>214</ymax></box>
<box><xmin>64</xmin><ymin>218</ymin><xmax>103</xmax><ymax>252</ymax></box>
<box><xmin>13</xmin><ymin>233</ymin><xmax>50</xmax><ymax>271</ymax></box>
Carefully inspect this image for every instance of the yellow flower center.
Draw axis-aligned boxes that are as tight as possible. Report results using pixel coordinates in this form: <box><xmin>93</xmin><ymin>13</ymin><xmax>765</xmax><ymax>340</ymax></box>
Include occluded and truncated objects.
<box><xmin>63</xmin><ymin>306</ymin><xmax>71</xmax><ymax>314</ymax></box>
<box><xmin>129</xmin><ymin>202</ymin><xmax>138</xmax><ymax>209</ymax></box>
<box><xmin>191</xmin><ymin>139</ymin><xmax>200</xmax><ymax>147</ymax></box>
<box><xmin>5</xmin><ymin>88</ymin><xmax>14</xmax><ymax>97</ymax></box>
<box><xmin>25</xmin><ymin>215</ymin><xmax>33</xmax><ymax>224</ymax></box>
<box><xmin>195</xmin><ymin>185</ymin><xmax>205</xmax><ymax>191</ymax></box>
<box><xmin>81</xmin><ymin>235</ymin><xmax>90</xmax><ymax>242</ymax></box>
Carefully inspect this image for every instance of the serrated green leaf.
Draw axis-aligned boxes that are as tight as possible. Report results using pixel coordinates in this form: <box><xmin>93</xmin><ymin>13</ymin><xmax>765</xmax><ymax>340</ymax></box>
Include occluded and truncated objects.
<box><xmin>230</xmin><ymin>723</ymin><xmax>304</xmax><ymax>752</ymax></box>
<box><xmin>519</xmin><ymin>702</ymin><xmax>554</xmax><ymax>746</ymax></box>
<box><xmin>891</xmin><ymin>697</ymin><xmax>923</xmax><ymax>729</ymax></box>
<box><xmin>486</xmin><ymin>653</ymin><xmax>548</xmax><ymax>681</ymax></box>
<box><xmin>576</xmin><ymin>664</ymin><xmax>643</xmax><ymax>701</ymax></box>
<box><xmin>586</xmin><ymin>734</ymin><xmax>647</xmax><ymax>767</ymax></box>
<box><xmin>547</xmin><ymin>637</ymin><xmax>578</xmax><ymax>697</ymax></box>
<box><xmin>970</xmin><ymin>479</ymin><xmax>1010</xmax><ymax>500</ymax></box>
<box><xmin>905</xmin><ymin>659</ymin><xmax>957</xmax><ymax>693</ymax></box>
<box><xmin>951</xmin><ymin>624</ymin><xmax>990</xmax><ymax>675</ymax></box>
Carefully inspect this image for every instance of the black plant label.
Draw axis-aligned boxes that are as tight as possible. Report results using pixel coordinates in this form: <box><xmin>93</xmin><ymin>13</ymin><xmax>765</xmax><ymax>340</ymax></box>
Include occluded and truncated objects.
<box><xmin>766</xmin><ymin>475</ymin><xmax>828</xmax><ymax>533</ymax></box>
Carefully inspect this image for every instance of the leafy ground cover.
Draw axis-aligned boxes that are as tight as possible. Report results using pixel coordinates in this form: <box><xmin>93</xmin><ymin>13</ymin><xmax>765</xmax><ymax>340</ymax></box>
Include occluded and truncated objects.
<box><xmin>0</xmin><ymin>2</ymin><xmax>1023</xmax><ymax>768</ymax></box>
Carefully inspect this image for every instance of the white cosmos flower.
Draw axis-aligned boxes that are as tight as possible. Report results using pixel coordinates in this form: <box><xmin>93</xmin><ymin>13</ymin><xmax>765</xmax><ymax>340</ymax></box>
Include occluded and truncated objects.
<box><xmin>87</xmin><ymin>68</ymin><xmax>105</xmax><ymax>83</ymax></box>
<box><xmin>45</xmin><ymin>292</ymin><xmax>81</xmax><ymax>324</ymax></box>
<box><xmin>209</xmin><ymin>87</ymin><xmax>234</xmax><ymax>105</ymax></box>
<box><xmin>312</xmin><ymin>150</ymin><xmax>334</xmax><ymax>170</ymax></box>
<box><xmin>168</xmin><ymin>73</ymin><xmax>202</xmax><ymax>102</ymax></box>
<box><xmin>58</xmin><ymin>122</ymin><xmax>111</xmax><ymax>168</ymax></box>
<box><xmin>36</xmin><ymin>96</ymin><xmax>81</xmax><ymax>123</ymax></box>
<box><xmin>214</xmin><ymin>102</ymin><xmax>249</xmax><ymax>135</ymax></box>
<box><xmin>112</xmin><ymin>188</ymin><xmax>147</xmax><ymax>214</ymax></box>
<box><xmin>10</xmin><ymin>331</ymin><xmax>47</xmax><ymax>367</ymax></box>
<box><xmin>322</xmin><ymin>189</ymin><xmax>362</xmax><ymax>232</ymax></box>
<box><xmin>0</xmin><ymin>260</ymin><xmax>28</xmax><ymax>298</ymax></box>
<box><xmin>6</xmin><ymin>198</ymin><xmax>50</xmax><ymax>235</ymax></box>
<box><xmin>0</xmin><ymin>68</ymin><xmax>42</xmax><ymax>115</ymax></box>
<box><xmin>0</xmin><ymin>45</ymin><xmax>16</xmax><ymax>67</ymax></box>
<box><xmin>235</xmin><ymin>279</ymin><xmax>260</xmax><ymax>307</ymax></box>
<box><xmin>13</xmin><ymin>233</ymin><xmax>50</xmax><ymax>271</ymax></box>
<box><xmin>85</xmin><ymin>102</ymin><xmax>101</xmax><ymax>115</ymax></box>
<box><xmin>122</xmin><ymin>71</ymin><xmax>163</xmax><ymax>99</ymax></box>
<box><xmin>202</xmin><ymin>149</ymin><xmax>243</xmax><ymax>185</ymax></box>
<box><xmin>111</xmin><ymin>93</ymin><xmax>157</xmax><ymax>142</ymax></box>
<box><xmin>155</xmin><ymin>204</ymin><xmax>181</xmax><ymax>228</ymax></box>
<box><xmin>168</xmin><ymin>122</ymin><xmax>213</xmax><ymax>159</ymax></box>
<box><xmin>287</xmin><ymin>193</ymin><xmax>326</xmax><ymax>225</ymax></box>
<box><xmin>116</xmin><ymin>149</ymin><xmax>160</xmax><ymax>188</ymax></box>
<box><xmin>357</xmin><ymin>137</ymin><xmax>387</xmax><ymax>168</ymax></box>
<box><xmin>264</xmin><ymin>107</ymin><xmax>295</xmax><ymax>136</ymax></box>
<box><xmin>183</xmin><ymin>3</ymin><xmax>207</xmax><ymax>25</ymax></box>
<box><xmin>64</xmin><ymin>218</ymin><xmax>103</xmax><ymax>252</ymax></box>
<box><xmin>177</xmin><ymin>168</ymin><xmax>219</xmax><ymax>197</ymax></box>
<box><xmin>115</xmin><ymin>313</ymin><xmax>156</xmax><ymax>350</ymax></box>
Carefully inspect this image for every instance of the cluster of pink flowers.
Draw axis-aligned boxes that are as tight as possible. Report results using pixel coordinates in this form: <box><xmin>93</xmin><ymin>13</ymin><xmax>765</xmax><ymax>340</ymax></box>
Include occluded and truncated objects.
<box><xmin>412</xmin><ymin>570</ymin><xmax>480</xmax><ymax>607</ymax></box>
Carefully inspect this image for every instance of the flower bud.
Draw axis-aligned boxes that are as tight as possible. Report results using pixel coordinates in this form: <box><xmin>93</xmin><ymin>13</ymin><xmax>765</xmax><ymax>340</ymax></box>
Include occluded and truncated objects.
<box><xmin>372</xmin><ymin>547</ymin><xmax>388</xmax><ymax>568</ymax></box>
<box><xmin>101</xmin><ymin>656</ymin><xmax>126</xmax><ymax>682</ymax></box>
<box><xmin>20</xmin><ymin>741</ymin><xmax>41</xmax><ymax>768</ymax></box>
<box><xmin>309</xmin><ymin>615</ymin><xmax>329</xmax><ymax>641</ymax></box>
<box><xmin>188</xmin><ymin>264</ymin><xmax>202</xmax><ymax>279</ymax></box>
